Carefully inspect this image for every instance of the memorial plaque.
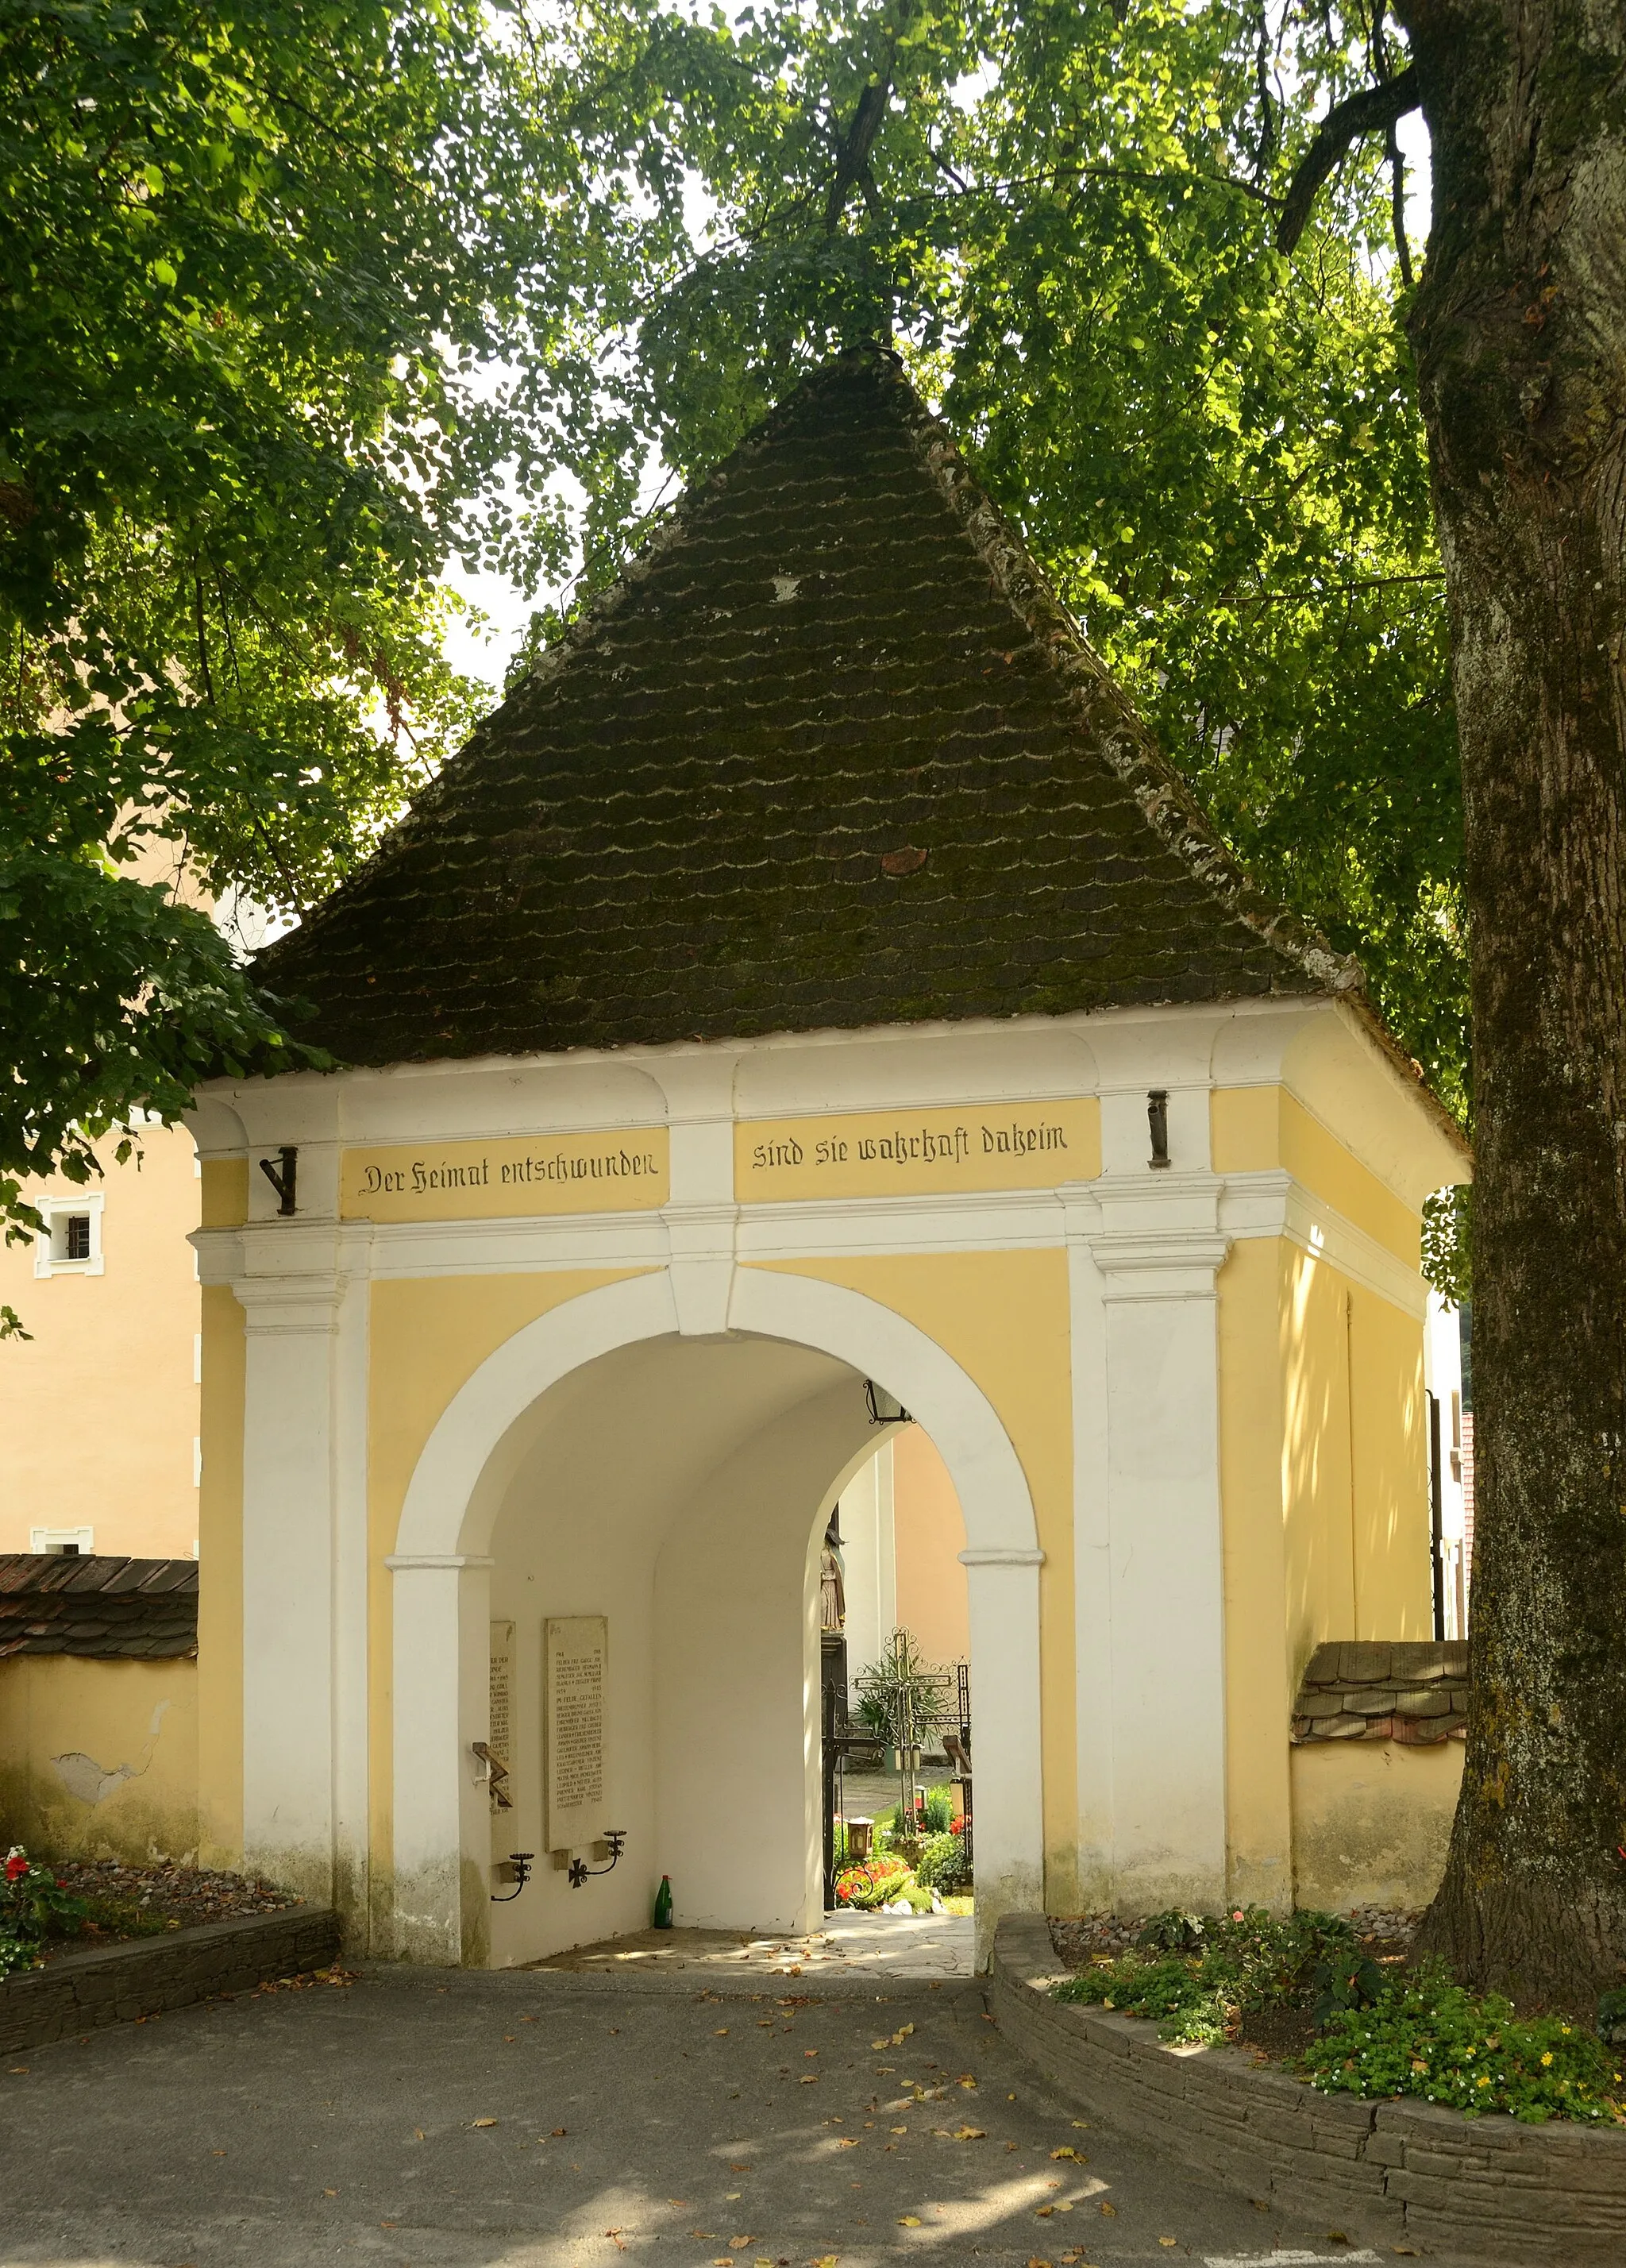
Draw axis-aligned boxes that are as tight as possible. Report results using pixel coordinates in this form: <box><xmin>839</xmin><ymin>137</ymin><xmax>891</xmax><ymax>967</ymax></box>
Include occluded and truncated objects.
<box><xmin>488</xmin><ymin>1622</ymin><xmax>514</xmax><ymax>1818</ymax></box>
<box><xmin>545</xmin><ymin>1615</ymin><xmax>607</xmax><ymax>1852</ymax></box>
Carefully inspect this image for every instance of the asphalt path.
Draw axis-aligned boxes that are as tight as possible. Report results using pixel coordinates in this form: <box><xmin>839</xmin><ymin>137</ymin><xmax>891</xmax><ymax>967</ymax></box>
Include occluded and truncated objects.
<box><xmin>0</xmin><ymin>1962</ymin><xmax>1420</xmax><ymax>2267</ymax></box>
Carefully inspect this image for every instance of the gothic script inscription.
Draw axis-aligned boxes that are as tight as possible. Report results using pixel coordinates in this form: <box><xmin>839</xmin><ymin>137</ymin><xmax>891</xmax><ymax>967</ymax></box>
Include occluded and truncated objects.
<box><xmin>734</xmin><ymin>1096</ymin><xmax>1100</xmax><ymax>1203</ymax></box>
<box><xmin>545</xmin><ymin>1615</ymin><xmax>607</xmax><ymax>1853</ymax></box>
<box><xmin>488</xmin><ymin>1621</ymin><xmax>514</xmax><ymax>1820</ymax></box>
<box><xmin>339</xmin><ymin>1130</ymin><xmax>669</xmax><ymax>1221</ymax></box>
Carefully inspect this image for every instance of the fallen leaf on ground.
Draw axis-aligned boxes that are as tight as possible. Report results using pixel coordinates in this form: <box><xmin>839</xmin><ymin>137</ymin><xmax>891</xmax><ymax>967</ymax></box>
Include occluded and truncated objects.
<box><xmin>715</xmin><ymin>2027</ymin><xmax>730</xmax><ymax>2036</ymax></box>
<box><xmin>1100</xmin><ymin>2200</ymin><xmax>1117</xmax><ymax>2216</ymax></box>
<box><xmin>890</xmin><ymin>2025</ymin><xmax>915</xmax><ymax>2044</ymax></box>
<box><xmin>800</xmin><ymin>2074</ymin><xmax>819</xmax><ymax>2084</ymax></box>
<box><xmin>472</xmin><ymin>2119</ymin><xmax>498</xmax><ymax>2128</ymax></box>
<box><xmin>890</xmin><ymin>2126</ymin><xmax>907</xmax><ymax>2135</ymax></box>
<box><xmin>1035</xmin><ymin>2204</ymin><xmax>1054</xmax><ymax>2218</ymax></box>
<box><xmin>837</xmin><ymin>2138</ymin><xmax>859</xmax><ymax>2148</ymax></box>
<box><xmin>322</xmin><ymin>2189</ymin><xmax>337</xmax><ymax>2197</ymax></box>
<box><xmin>898</xmin><ymin>2215</ymin><xmax>922</xmax><ymax>2226</ymax></box>
<box><xmin>1050</xmin><ymin>2147</ymin><xmax>1077</xmax><ymax>2159</ymax></box>
<box><xmin>870</xmin><ymin>2038</ymin><xmax>890</xmax><ymax>2050</ymax></box>
<box><xmin>412</xmin><ymin>2129</ymin><xmax>425</xmax><ymax>2141</ymax></box>
<box><xmin>549</xmin><ymin>2127</ymin><xmax>566</xmax><ymax>2136</ymax></box>
<box><xmin>1160</xmin><ymin>2242</ymin><xmax>1178</xmax><ymax>2250</ymax></box>
<box><xmin>954</xmin><ymin>2126</ymin><xmax>986</xmax><ymax>2140</ymax></box>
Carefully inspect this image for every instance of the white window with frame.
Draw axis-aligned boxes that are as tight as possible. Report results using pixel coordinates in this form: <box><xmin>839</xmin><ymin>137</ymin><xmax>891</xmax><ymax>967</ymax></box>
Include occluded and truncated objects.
<box><xmin>33</xmin><ymin>1192</ymin><xmax>105</xmax><ymax>1278</ymax></box>
<box><xmin>29</xmin><ymin>1527</ymin><xmax>94</xmax><ymax>1556</ymax></box>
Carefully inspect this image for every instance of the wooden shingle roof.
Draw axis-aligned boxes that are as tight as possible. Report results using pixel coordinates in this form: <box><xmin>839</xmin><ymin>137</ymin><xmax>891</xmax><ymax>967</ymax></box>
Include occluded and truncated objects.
<box><xmin>1292</xmin><ymin>1640</ymin><xmax>1470</xmax><ymax>1745</ymax></box>
<box><xmin>260</xmin><ymin>347</ymin><xmax>1361</xmax><ymax>1067</ymax></box>
<box><xmin>0</xmin><ymin>1556</ymin><xmax>198</xmax><ymax>1660</ymax></box>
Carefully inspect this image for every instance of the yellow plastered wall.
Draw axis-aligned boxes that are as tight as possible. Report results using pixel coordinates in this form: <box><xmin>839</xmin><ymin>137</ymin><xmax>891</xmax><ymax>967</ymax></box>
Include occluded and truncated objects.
<box><xmin>197</xmin><ymin>1284</ymin><xmax>246</xmax><ymax>1866</ymax></box>
<box><xmin>364</xmin><ymin>1270</ymin><xmax>647</xmax><ymax>1927</ymax></box>
<box><xmin>752</xmin><ymin>1252</ymin><xmax>1077</xmax><ymax>1910</ymax></box>
<box><xmin>892</xmin><ymin>1425</ymin><xmax>970</xmax><ymax>1668</ymax></box>
<box><xmin>1212</xmin><ymin>1086</ymin><xmax>1420</xmax><ymax>1266</ymax></box>
<box><xmin>200</xmin><ymin>1158</ymin><xmax>249</xmax><ymax>1229</ymax></box>
<box><xmin>1291</xmin><ymin>1738</ymin><xmax>1462</xmax><ymax>1910</ymax></box>
<box><xmin>1215</xmin><ymin>1085</ymin><xmax>1433</xmax><ymax>1901</ymax></box>
<box><xmin>0</xmin><ymin>1124</ymin><xmax>204</xmax><ymax>1557</ymax></box>
<box><xmin>0</xmin><ymin>1655</ymin><xmax>198</xmax><ymax>1862</ymax></box>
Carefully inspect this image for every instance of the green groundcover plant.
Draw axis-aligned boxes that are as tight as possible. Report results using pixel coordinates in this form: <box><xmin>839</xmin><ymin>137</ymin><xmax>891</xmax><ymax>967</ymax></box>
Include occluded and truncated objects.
<box><xmin>1054</xmin><ymin>1909</ymin><xmax>1625</xmax><ymax>2124</ymax></box>
<box><xmin>1054</xmin><ymin>1904</ymin><xmax>1357</xmax><ymax>2046</ymax></box>
<box><xmin>1305</xmin><ymin>1962</ymin><xmax>1625</xmax><ymax>2124</ymax></box>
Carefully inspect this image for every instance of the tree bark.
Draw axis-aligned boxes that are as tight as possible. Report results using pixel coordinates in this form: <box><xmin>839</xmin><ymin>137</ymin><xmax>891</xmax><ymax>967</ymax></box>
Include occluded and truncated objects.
<box><xmin>1397</xmin><ymin>0</ymin><xmax>1626</xmax><ymax>2007</ymax></box>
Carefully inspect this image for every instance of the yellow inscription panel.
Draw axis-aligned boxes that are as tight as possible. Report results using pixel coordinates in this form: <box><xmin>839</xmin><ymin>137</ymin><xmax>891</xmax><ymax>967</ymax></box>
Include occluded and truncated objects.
<box><xmin>340</xmin><ymin>1129</ymin><xmax>669</xmax><ymax>1221</ymax></box>
<box><xmin>735</xmin><ymin>1097</ymin><xmax>1100</xmax><ymax>1202</ymax></box>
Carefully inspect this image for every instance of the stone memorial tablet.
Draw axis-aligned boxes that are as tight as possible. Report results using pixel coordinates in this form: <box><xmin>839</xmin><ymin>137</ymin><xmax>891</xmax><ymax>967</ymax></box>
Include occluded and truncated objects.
<box><xmin>545</xmin><ymin>1615</ymin><xmax>607</xmax><ymax>1852</ymax></box>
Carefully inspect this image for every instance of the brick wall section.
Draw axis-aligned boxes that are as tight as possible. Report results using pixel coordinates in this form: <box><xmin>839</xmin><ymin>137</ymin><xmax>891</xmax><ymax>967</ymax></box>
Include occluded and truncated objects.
<box><xmin>990</xmin><ymin>1915</ymin><xmax>1626</xmax><ymax>2266</ymax></box>
<box><xmin>0</xmin><ymin>1904</ymin><xmax>341</xmax><ymax>2054</ymax></box>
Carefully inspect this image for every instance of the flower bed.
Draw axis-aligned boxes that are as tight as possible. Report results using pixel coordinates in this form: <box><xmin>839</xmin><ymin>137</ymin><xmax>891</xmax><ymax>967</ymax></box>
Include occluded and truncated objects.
<box><xmin>1051</xmin><ymin>1902</ymin><xmax>1624</xmax><ymax>2126</ymax></box>
<box><xmin>991</xmin><ymin>1913</ymin><xmax>1626</xmax><ymax>2265</ymax></box>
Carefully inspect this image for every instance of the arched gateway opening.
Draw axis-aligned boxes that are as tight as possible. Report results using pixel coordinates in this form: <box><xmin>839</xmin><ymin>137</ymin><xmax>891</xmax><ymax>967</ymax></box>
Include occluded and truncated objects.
<box><xmin>388</xmin><ymin>1271</ymin><xmax>1043</xmax><ymax>1968</ymax></box>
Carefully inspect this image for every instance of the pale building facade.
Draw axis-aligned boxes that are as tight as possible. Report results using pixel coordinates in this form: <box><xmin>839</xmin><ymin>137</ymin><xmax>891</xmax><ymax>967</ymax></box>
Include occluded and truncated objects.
<box><xmin>837</xmin><ymin>1429</ymin><xmax>971</xmax><ymax>1688</ymax></box>
<box><xmin>187</xmin><ymin>349</ymin><xmax>1469</xmax><ymax>1964</ymax></box>
<box><xmin>0</xmin><ymin>1124</ymin><xmax>202</xmax><ymax>1560</ymax></box>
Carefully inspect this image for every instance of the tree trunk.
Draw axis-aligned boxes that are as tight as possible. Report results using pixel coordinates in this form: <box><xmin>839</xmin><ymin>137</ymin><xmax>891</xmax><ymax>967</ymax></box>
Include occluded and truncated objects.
<box><xmin>1397</xmin><ymin>0</ymin><xmax>1626</xmax><ymax>2007</ymax></box>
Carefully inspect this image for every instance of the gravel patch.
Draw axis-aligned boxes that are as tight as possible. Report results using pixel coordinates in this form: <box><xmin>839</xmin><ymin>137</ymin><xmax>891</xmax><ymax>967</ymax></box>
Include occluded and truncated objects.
<box><xmin>31</xmin><ymin>1858</ymin><xmax>298</xmax><ymax>1961</ymax></box>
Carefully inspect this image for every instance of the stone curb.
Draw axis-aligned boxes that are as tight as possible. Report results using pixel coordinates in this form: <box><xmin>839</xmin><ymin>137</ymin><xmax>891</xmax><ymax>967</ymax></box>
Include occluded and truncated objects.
<box><xmin>989</xmin><ymin>1913</ymin><xmax>1626</xmax><ymax>2266</ymax></box>
<box><xmin>0</xmin><ymin>1904</ymin><xmax>342</xmax><ymax>2054</ymax></box>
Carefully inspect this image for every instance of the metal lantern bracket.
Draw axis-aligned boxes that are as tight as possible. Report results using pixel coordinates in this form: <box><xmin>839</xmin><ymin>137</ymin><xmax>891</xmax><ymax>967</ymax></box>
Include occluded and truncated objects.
<box><xmin>258</xmin><ymin>1146</ymin><xmax>298</xmax><ymax>1215</ymax></box>
<box><xmin>491</xmin><ymin>1852</ymin><xmax>534</xmax><ymax>1903</ymax></box>
<box><xmin>567</xmin><ymin>1829</ymin><xmax>627</xmax><ymax>1888</ymax></box>
<box><xmin>864</xmin><ymin>1379</ymin><xmax>911</xmax><ymax>1425</ymax></box>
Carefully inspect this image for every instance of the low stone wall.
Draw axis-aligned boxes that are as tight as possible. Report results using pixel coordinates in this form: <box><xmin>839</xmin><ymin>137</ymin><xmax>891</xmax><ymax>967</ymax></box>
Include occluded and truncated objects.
<box><xmin>990</xmin><ymin>1914</ymin><xmax>1626</xmax><ymax>2266</ymax></box>
<box><xmin>0</xmin><ymin>1904</ymin><xmax>341</xmax><ymax>2054</ymax></box>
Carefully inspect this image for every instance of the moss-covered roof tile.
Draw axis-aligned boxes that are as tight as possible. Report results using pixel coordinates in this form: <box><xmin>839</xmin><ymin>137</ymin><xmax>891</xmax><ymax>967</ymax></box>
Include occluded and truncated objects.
<box><xmin>259</xmin><ymin>347</ymin><xmax>1361</xmax><ymax>1063</ymax></box>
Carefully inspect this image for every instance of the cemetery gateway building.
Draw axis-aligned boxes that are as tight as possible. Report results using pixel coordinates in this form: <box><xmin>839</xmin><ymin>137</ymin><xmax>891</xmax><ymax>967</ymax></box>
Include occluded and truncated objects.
<box><xmin>188</xmin><ymin>348</ymin><xmax>1469</xmax><ymax>1965</ymax></box>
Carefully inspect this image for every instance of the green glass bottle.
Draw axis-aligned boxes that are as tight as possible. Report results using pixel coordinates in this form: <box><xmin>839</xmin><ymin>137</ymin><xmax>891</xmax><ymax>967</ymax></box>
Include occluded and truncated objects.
<box><xmin>652</xmin><ymin>1874</ymin><xmax>673</xmax><ymax>1930</ymax></box>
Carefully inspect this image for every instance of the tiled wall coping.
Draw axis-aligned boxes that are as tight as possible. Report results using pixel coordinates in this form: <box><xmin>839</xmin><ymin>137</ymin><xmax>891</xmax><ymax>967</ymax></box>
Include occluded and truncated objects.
<box><xmin>990</xmin><ymin>1913</ymin><xmax>1626</xmax><ymax>2266</ymax></box>
<box><xmin>0</xmin><ymin>1904</ymin><xmax>341</xmax><ymax>2054</ymax></box>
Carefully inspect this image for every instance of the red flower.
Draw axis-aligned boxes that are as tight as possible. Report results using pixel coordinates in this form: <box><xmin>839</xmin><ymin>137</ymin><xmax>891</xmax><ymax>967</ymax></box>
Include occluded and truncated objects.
<box><xmin>5</xmin><ymin>1854</ymin><xmax>28</xmax><ymax>1882</ymax></box>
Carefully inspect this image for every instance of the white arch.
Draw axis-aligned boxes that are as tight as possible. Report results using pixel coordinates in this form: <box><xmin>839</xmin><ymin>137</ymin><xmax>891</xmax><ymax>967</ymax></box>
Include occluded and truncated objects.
<box><xmin>387</xmin><ymin>1265</ymin><xmax>1044</xmax><ymax>1963</ymax></box>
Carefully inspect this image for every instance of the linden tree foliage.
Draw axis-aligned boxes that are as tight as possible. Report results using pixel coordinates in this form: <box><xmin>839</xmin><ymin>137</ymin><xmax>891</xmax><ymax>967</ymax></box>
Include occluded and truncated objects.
<box><xmin>0</xmin><ymin>0</ymin><xmax>645</xmax><ymax>1325</ymax></box>
<box><xmin>540</xmin><ymin>0</ymin><xmax>1465</xmax><ymax>1126</ymax></box>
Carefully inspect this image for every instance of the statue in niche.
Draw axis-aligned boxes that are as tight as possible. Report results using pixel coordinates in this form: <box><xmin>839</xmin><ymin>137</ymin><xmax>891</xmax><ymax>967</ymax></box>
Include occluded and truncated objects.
<box><xmin>819</xmin><ymin>1515</ymin><xmax>846</xmax><ymax>1634</ymax></box>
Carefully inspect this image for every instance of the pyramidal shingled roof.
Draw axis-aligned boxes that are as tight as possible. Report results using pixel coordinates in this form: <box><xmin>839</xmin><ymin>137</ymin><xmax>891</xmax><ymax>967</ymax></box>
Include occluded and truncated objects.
<box><xmin>260</xmin><ymin>346</ymin><xmax>1362</xmax><ymax>1064</ymax></box>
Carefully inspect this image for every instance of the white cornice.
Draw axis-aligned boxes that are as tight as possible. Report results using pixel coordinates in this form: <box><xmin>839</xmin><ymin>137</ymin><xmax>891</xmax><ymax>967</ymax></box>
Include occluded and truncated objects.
<box><xmin>194</xmin><ymin>1166</ymin><xmax>1424</xmax><ymax>1315</ymax></box>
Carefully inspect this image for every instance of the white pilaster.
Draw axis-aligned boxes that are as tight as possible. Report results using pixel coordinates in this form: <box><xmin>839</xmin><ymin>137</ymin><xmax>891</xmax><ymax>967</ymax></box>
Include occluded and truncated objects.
<box><xmin>237</xmin><ymin>1251</ymin><xmax>343</xmax><ymax>1908</ymax></box>
<box><xmin>957</xmin><ymin>1544</ymin><xmax>1046</xmax><ymax>1949</ymax></box>
<box><xmin>1070</xmin><ymin>1171</ymin><xmax>1231</xmax><ymax>1914</ymax></box>
<box><xmin>654</xmin><ymin>1055</ymin><xmax>740</xmax><ymax>1334</ymax></box>
<box><xmin>386</xmin><ymin>1552</ymin><xmax>494</xmax><ymax>1964</ymax></box>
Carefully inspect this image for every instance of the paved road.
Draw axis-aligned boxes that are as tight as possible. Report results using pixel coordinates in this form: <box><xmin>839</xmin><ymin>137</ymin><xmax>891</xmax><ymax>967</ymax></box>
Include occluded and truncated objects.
<box><xmin>528</xmin><ymin>1915</ymin><xmax>977</xmax><ymax>1982</ymax></box>
<box><xmin>0</xmin><ymin>1963</ymin><xmax>1400</xmax><ymax>2267</ymax></box>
